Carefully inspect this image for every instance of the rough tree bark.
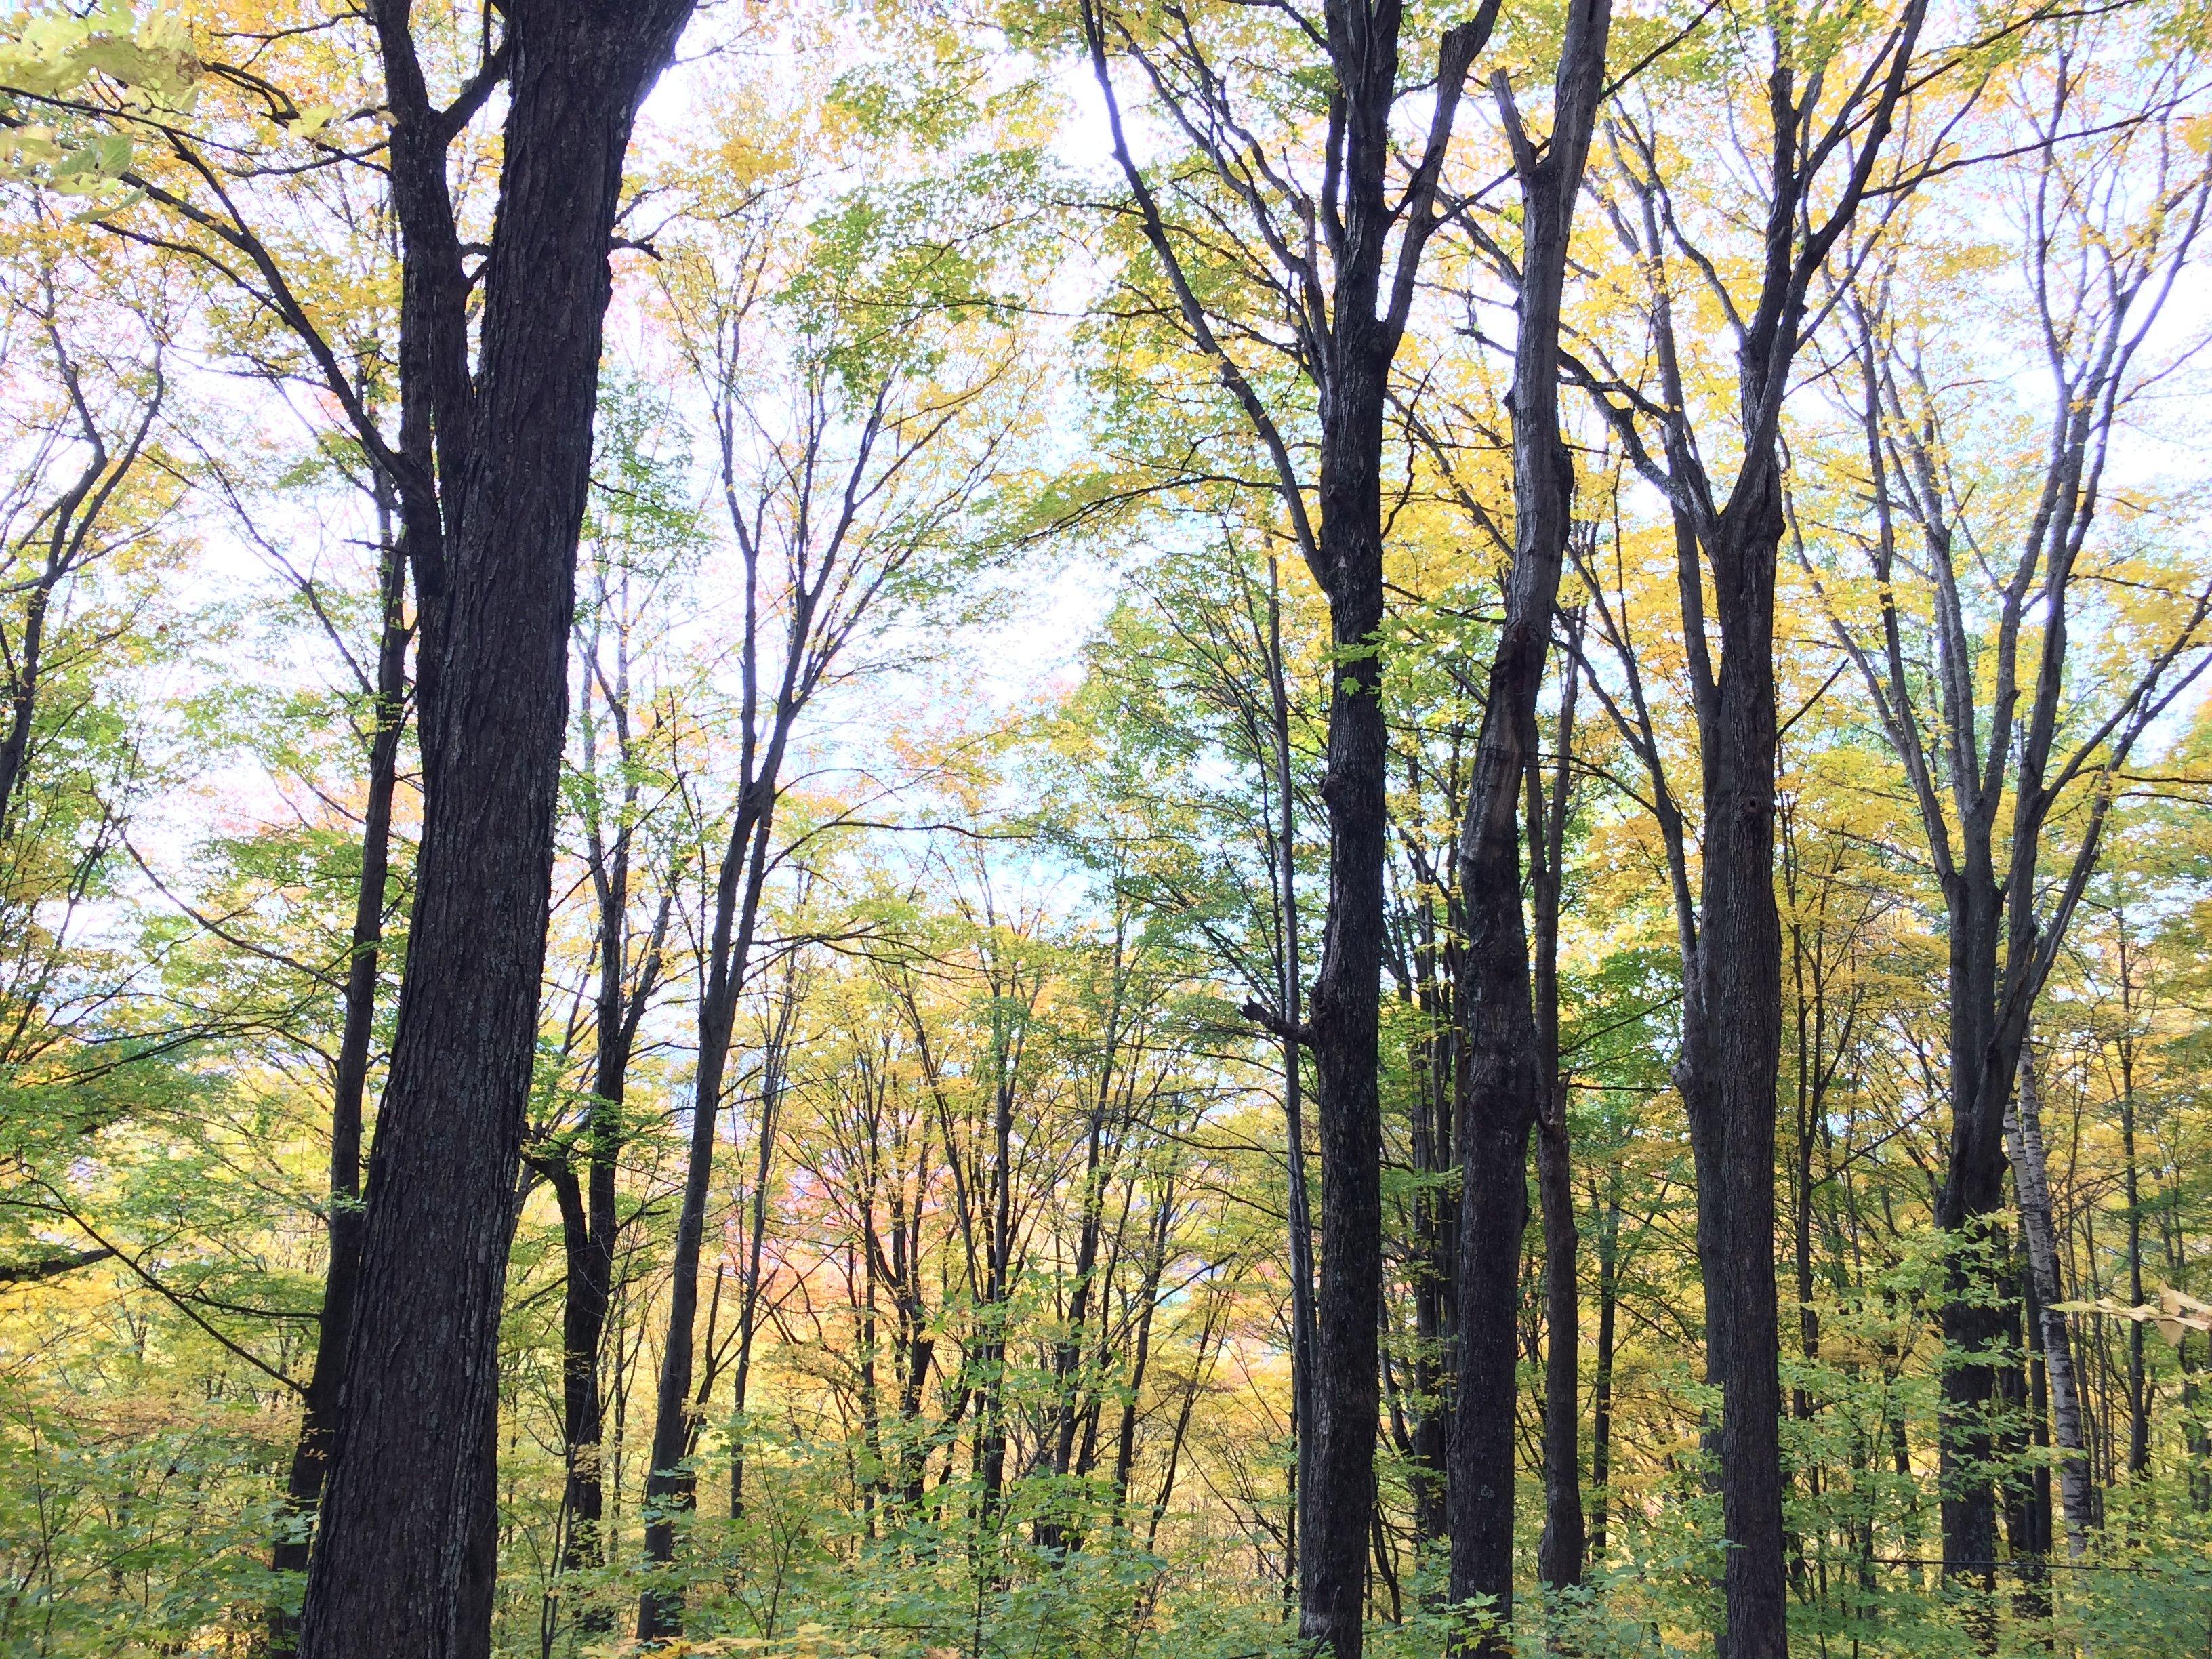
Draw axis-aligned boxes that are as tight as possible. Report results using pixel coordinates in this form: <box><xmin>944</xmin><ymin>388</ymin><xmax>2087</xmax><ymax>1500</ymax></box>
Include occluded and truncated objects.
<box><xmin>1443</xmin><ymin>5</ymin><xmax>1608</xmax><ymax>1641</ymax></box>
<box><xmin>271</xmin><ymin>523</ymin><xmax>409</xmax><ymax>1651</ymax></box>
<box><xmin>1083</xmin><ymin>4</ymin><xmax>1498</xmax><ymax>1648</ymax></box>
<box><xmin>295</xmin><ymin>6</ymin><xmax>696</xmax><ymax>1656</ymax></box>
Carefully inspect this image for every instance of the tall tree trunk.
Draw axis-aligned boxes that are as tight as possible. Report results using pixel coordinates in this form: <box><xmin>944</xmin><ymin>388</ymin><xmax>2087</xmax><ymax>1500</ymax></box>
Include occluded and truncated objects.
<box><xmin>635</xmin><ymin>794</ymin><xmax>773</xmax><ymax>1637</ymax></box>
<box><xmin>1301</xmin><ymin>321</ymin><xmax>1395</xmax><ymax>1659</ymax></box>
<box><xmin>1265</xmin><ymin>549</ymin><xmax>1322</xmax><ymax>1585</ymax></box>
<box><xmin>1589</xmin><ymin>1187</ymin><xmax>1618</xmax><ymax>1565</ymax></box>
<box><xmin>1446</xmin><ymin>10</ymin><xmax>1608</xmax><ymax>1641</ymax></box>
<box><xmin>1931</xmin><ymin>875</ymin><xmax>2014</xmax><ymax>1601</ymax></box>
<box><xmin>1533</xmin><ymin>643</ymin><xmax>1585</xmax><ymax>1596</ymax></box>
<box><xmin>296</xmin><ymin>9</ymin><xmax>695</xmax><ymax>1656</ymax></box>
<box><xmin>271</xmin><ymin>528</ymin><xmax>409</xmax><ymax>1650</ymax></box>
<box><xmin>2011</xmin><ymin>1049</ymin><xmax>2093</xmax><ymax>1555</ymax></box>
<box><xmin>1676</xmin><ymin>473</ymin><xmax>1791</xmax><ymax>1659</ymax></box>
<box><xmin>1082</xmin><ymin>7</ymin><xmax>1496</xmax><ymax>1647</ymax></box>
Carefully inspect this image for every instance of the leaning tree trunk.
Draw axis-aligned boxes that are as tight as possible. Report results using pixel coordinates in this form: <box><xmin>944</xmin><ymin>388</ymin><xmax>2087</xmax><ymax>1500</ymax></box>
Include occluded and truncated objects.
<box><xmin>296</xmin><ymin>7</ymin><xmax>695</xmax><ymax>1657</ymax></box>
<box><xmin>270</xmin><ymin>531</ymin><xmax>409</xmax><ymax>1652</ymax></box>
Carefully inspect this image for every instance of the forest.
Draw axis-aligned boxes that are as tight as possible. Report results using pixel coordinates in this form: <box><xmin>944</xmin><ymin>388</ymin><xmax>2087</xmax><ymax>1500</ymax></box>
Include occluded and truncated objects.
<box><xmin>1</xmin><ymin>0</ymin><xmax>2210</xmax><ymax>1655</ymax></box>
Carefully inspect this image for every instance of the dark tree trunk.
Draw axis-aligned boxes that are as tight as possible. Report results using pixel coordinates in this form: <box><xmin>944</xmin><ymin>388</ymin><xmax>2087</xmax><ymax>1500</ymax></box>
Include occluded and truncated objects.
<box><xmin>635</xmin><ymin>790</ymin><xmax>773</xmax><ymax>1638</ymax></box>
<box><xmin>270</xmin><ymin>530</ymin><xmax>409</xmax><ymax>1651</ymax></box>
<box><xmin>1931</xmin><ymin>875</ymin><xmax>2015</xmax><ymax>1597</ymax></box>
<box><xmin>1084</xmin><ymin>5</ymin><xmax>1496</xmax><ymax>1648</ymax></box>
<box><xmin>1575</xmin><ymin>22</ymin><xmax>1928</xmax><ymax>1650</ymax></box>
<box><xmin>1675</xmin><ymin>474</ymin><xmax>1791</xmax><ymax>1659</ymax></box>
<box><xmin>295</xmin><ymin>8</ymin><xmax>695</xmax><ymax>1657</ymax></box>
<box><xmin>1533</xmin><ymin>642</ymin><xmax>1585</xmax><ymax>1597</ymax></box>
<box><xmin>1303</xmin><ymin>328</ymin><xmax>1393</xmax><ymax>1657</ymax></box>
<box><xmin>1445</xmin><ymin>6</ymin><xmax>1607</xmax><ymax>1639</ymax></box>
<box><xmin>550</xmin><ymin>866</ymin><xmax>665</xmax><ymax>1610</ymax></box>
<box><xmin>1589</xmin><ymin>1190</ymin><xmax>1618</xmax><ymax>1564</ymax></box>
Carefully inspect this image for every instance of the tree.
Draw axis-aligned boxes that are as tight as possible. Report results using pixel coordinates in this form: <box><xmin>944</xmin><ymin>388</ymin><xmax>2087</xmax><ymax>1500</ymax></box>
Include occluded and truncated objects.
<box><xmin>1438</xmin><ymin>2</ymin><xmax>1610</xmax><ymax>1635</ymax></box>
<box><xmin>1565</xmin><ymin>5</ymin><xmax>1932</xmax><ymax>1647</ymax></box>
<box><xmin>1795</xmin><ymin>22</ymin><xmax>2212</xmax><ymax>1584</ymax></box>
<box><xmin>632</xmin><ymin>111</ymin><xmax>1037</xmax><ymax>1633</ymax></box>
<box><xmin>1078</xmin><ymin>3</ymin><xmax>1500</xmax><ymax>1646</ymax></box>
<box><xmin>294</xmin><ymin>5</ymin><xmax>697</xmax><ymax>1654</ymax></box>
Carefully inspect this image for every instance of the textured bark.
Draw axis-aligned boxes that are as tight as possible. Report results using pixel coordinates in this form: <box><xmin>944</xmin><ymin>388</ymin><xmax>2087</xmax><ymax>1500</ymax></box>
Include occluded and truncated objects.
<box><xmin>2009</xmin><ymin>1050</ymin><xmax>2093</xmax><ymax>1555</ymax></box>
<box><xmin>1445</xmin><ymin>5</ymin><xmax>1607</xmax><ymax>1638</ymax></box>
<box><xmin>271</xmin><ymin>529</ymin><xmax>409</xmax><ymax>1650</ymax></box>
<box><xmin>295</xmin><ymin>8</ymin><xmax>695</xmax><ymax>1657</ymax></box>
<box><xmin>1677</xmin><ymin>472</ymin><xmax>1790</xmax><ymax>1659</ymax></box>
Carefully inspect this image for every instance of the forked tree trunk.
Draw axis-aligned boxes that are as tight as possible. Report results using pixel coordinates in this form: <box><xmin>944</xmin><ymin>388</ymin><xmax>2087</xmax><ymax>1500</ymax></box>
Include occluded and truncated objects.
<box><xmin>296</xmin><ymin>7</ymin><xmax>695</xmax><ymax>1656</ymax></box>
<box><xmin>1446</xmin><ymin>5</ymin><xmax>1609</xmax><ymax>1641</ymax></box>
<box><xmin>1676</xmin><ymin>476</ymin><xmax>1791</xmax><ymax>1659</ymax></box>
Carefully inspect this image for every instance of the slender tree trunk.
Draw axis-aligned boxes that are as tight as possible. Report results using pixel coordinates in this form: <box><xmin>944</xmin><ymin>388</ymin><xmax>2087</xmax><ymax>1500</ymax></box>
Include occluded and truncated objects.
<box><xmin>2119</xmin><ymin>1004</ymin><xmax>2149</xmax><ymax>1480</ymax></box>
<box><xmin>296</xmin><ymin>10</ymin><xmax>695</xmax><ymax>1656</ymax></box>
<box><xmin>636</xmin><ymin>800</ymin><xmax>771</xmax><ymax>1637</ymax></box>
<box><xmin>1996</xmin><ymin>1235</ymin><xmax>2049</xmax><ymax>1620</ymax></box>
<box><xmin>271</xmin><ymin>530</ymin><xmax>408</xmax><ymax>1651</ymax></box>
<box><xmin>1533</xmin><ymin>649</ymin><xmax>1585</xmax><ymax>1596</ymax></box>
<box><xmin>552</xmin><ymin>880</ymin><xmax>666</xmax><ymax>1623</ymax></box>
<box><xmin>1589</xmin><ymin>1189</ymin><xmax>1618</xmax><ymax>1565</ymax></box>
<box><xmin>1265</xmin><ymin>549</ymin><xmax>1322</xmax><ymax>1589</ymax></box>
<box><xmin>729</xmin><ymin>1021</ymin><xmax>786</xmax><ymax>1518</ymax></box>
<box><xmin>2011</xmin><ymin>1049</ymin><xmax>2093</xmax><ymax>1555</ymax></box>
